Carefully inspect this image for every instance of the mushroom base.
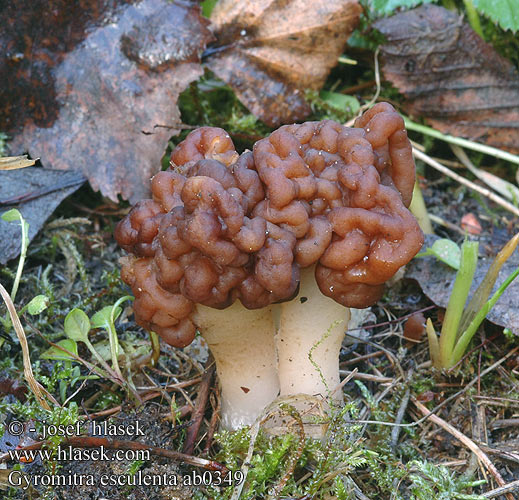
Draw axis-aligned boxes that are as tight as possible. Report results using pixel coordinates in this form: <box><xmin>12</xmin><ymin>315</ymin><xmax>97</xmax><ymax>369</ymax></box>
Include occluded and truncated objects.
<box><xmin>193</xmin><ymin>302</ymin><xmax>280</xmax><ymax>430</ymax></box>
<box><xmin>277</xmin><ymin>266</ymin><xmax>350</xmax><ymax>403</ymax></box>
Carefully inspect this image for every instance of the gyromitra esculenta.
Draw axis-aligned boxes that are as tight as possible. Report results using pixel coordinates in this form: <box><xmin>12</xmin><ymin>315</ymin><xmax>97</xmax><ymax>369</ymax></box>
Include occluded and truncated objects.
<box><xmin>115</xmin><ymin>103</ymin><xmax>424</xmax><ymax>430</ymax></box>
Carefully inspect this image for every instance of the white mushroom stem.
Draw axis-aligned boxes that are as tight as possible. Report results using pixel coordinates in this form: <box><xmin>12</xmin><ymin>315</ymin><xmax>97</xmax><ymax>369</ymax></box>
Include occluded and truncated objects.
<box><xmin>192</xmin><ymin>302</ymin><xmax>279</xmax><ymax>430</ymax></box>
<box><xmin>276</xmin><ymin>266</ymin><xmax>350</xmax><ymax>403</ymax></box>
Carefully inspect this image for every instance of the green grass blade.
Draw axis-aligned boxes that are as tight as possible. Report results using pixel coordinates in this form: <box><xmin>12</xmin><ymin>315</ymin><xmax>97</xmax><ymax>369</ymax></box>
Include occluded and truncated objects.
<box><xmin>451</xmin><ymin>266</ymin><xmax>519</xmax><ymax>367</ymax></box>
<box><xmin>439</xmin><ymin>241</ymin><xmax>478</xmax><ymax>368</ymax></box>
<box><xmin>459</xmin><ymin>233</ymin><xmax>519</xmax><ymax>334</ymax></box>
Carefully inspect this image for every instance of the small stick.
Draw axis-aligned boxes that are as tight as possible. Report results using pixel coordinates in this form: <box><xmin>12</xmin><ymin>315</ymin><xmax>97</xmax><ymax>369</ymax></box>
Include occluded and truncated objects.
<box><xmin>183</xmin><ymin>359</ymin><xmax>215</xmax><ymax>455</ymax></box>
<box><xmin>413</xmin><ymin>148</ymin><xmax>519</xmax><ymax>218</ymax></box>
<box><xmin>391</xmin><ymin>387</ymin><xmax>411</xmax><ymax>452</ymax></box>
<box><xmin>482</xmin><ymin>479</ymin><xmax>519</xmax><ymax>498</ymax></box>
<box><xmin>164</xmin><ymin>404</ymin><xmax>193</xmax><ymax>422</ymax></box>
<box><xmin>405</xmin><ymin>118</ymin><xmax>519</xmax><ymax>166</ymax></box>
<box><xmin>340</xmin><ymin>351</ymin><xmax>384</xmax><ymax>367</ymax></box>
<box><xmin>342</xmin><ymin>80</ymin><xmax>376</xmax><ymax>95</ymax></box>
<box><xmin>344</xmin><ymin>346</ymin><xmax>519</xmax><ymax>428</ymax></box>
<box><xmin>428</xmin><ymin>214</ymin><xmax>466</xmax><ymax>235</ymax></box>
<box><xmin>412</xmin><ymin>398</ymin><xmax>513</xmax><ymax>500</ymax></box>
<box><xmin>347</xmin><ymin>306</ymin><xmax>436</xmax><ymax>334</ymax></box>
<box><xmin>0</xmin><ymin>177</ymin><xmax>85</xmax><ymax>205</ymax></box>
<box><xmin>489</xmin><ymin>418</ymin><xmax>519</xmax><ymax>429</ymax></box>
<box><xmin>135</xmin><ymin>377</ymin><xmax>202</xmax><ymax>391</ymax></box>
<box><xmin>203</xmin><ymin>388</ymin><xmax>221</xmax><ymax>456</ymax></box>
<box><xmin>339</xmin><ymin>370</ymin><xmax>393</xmax><ymax>384</ymax></box>
<box><xmin>84</xmin><ymin>380</ymin><xmax>200</xmax><ymax>419</ymax></box>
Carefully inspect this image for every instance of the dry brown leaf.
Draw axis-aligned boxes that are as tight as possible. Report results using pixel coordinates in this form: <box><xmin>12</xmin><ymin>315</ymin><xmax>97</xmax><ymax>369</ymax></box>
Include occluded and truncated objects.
<box><xmin>375</xmin><ymin>4</ymin><xmax>519</xmax><ymax>154</ymax></box>
<box><xmin>206</xmin><ymin>0</ymin><xmax>362</xmax><ymax>127</ymax></box>
<box><xmin>1</xmin><ymin>0</ymin><xmax>213</xmax><ymax>202</ymax></box>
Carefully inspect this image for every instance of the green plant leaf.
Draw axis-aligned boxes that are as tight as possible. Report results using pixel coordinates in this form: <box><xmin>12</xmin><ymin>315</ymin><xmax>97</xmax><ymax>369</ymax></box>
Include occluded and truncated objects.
<box><xmin>319</xmin><ymin>91</ymin><xmax>360</xmax><ymax>114</ymax></box>
<box><xmin>27</xmin><ymin>295</ymin><xmax>50</xmax><ymax>315</ymax></box>
<box><xmin>1</xmin><ymin>208</ymin><xmax>23</xmax><ymax>223</ymax></box>
<box><xmin>91</xmin><ymin>306</ymin><xmax>121</xmax><ymax>329</ymax></box>
<box><xmin>451</xmin><ymin>264</ymin><xmax>519</xmax><ymax>366</ymax></box>
<box><xmin>458</xmin><ymin>232</ymin><xmax>519</xmax><ymax>333</ymax></box>
<box><xmin>369</xmin><ymin>0</ymin><xmax>434</xmax><ymax>16</ymax></box>
<box><xmin>64</xmin><ymin>308</ymin><xmax>90</xmax><ymax>342</ymax></box>
<box><xmin>472</xmin><ymin>0</ymin><xmax>519</xmax><ymax>32</ymax></box>
<box><xmin>416</xmin><ymin>238</ymin><xmax>461</xmax><ymax>270</ymax></box>
<box><xmin>91</xmin><ymin>340</ymin><xmax>113</xmax><ymax>362</ymax></box>
<box><xmin>41</xmin><ymin>339</ymin><xmax>79</xmax><ymax>361</ymax></box>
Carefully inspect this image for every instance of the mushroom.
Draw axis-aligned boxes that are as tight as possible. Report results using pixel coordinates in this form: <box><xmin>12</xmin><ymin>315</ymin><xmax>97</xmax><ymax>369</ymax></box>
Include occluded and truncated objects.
<box><xmin>253</xmin><ymin>103</ymin><xmax>423</xmax><ymax>402</ymax></box>
<box><xmin>114</xmin><ymin>103</ymin><xmax>423</xmax><ymax>430</ymax></box>
<box><xmin>115</xmin><ymin>127</ymin><xmax>298</xmax><ymax>429</ymax></box>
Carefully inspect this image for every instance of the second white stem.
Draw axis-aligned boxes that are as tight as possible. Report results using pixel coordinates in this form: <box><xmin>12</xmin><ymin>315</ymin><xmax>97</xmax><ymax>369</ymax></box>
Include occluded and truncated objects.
<box><xmin>276</xmin><ymin>266</ymin><xmax>350</xmax><ymax>402</ymax></box>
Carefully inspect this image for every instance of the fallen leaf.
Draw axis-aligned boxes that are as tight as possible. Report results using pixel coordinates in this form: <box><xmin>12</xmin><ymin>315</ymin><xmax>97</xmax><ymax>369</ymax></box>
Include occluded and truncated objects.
<box><xmin>375</xmin><ymin>4</ymin><xmax>519</xmax><ymax>153</ymax></box>
<box><xmin>0</xmin><ymin>377</ymin><xmax>27</xmax><ymax>402</ymax></box>
<box><xmin>406</xmin><ymin>234</ymin><xmax>519</xmax><ymax>335</ymax></box>
<box><xmin>205</xmin><ymin>0</ymin><xmax>362</xmax><ymax>127</ymax></box>
<box><xmin>2</xmin><ymin>0</ymin><xmax>213</xmax><ymax>202</ymax></box>
<box><xmin>0</xmin><ymin>168</ymin><xmax>85</xmax><ymax>264</ymax></box>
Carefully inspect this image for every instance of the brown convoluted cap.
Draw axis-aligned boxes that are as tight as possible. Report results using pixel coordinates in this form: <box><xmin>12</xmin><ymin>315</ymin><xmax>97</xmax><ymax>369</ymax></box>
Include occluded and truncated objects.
<box><xmin>115</xmin><ymin>103</ymin><xmax>424</xmax><ymax>346</ymax></box>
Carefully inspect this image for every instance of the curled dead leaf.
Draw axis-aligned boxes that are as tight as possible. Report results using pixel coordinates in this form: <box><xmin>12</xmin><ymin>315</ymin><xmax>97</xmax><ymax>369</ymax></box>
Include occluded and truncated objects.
<box><xmin>2</xmin><ymin>0</ymin><xmax>213</xmax><ymax>202</ymax></box>
<box><xmin>206</xmin><ymin>0</ymin><xmax>362</xmax><ymax>127</ymax></box>
<box><xmin>375</xmin><ymin>5</ymin><xmax>519</xmax><ymax>153</ymax></box>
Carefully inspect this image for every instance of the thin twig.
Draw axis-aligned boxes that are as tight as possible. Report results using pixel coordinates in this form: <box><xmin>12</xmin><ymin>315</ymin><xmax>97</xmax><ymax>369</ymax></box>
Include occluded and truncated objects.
<box><xmin>183</xmin><ymin>359</ymin><xmax>215</xmax><ymax>455</ymax></box>
<box><xmin>413</xmin><ymin>148</ymin><xmax>519</xmax><ymax>217</ymax></box>
<box><xmin>489</xmin><ymin>418</ymin><xmax>519</xmax><ymax>430</ymax></box>
<box><xmin>203</xmin><ymin>388</ymin><xmax>221</xmax><ymax>456</ymax></box>
<box><xmin>344</xmin><ymin>346</ymin><xmax>519</xmax><ymax>428</ymax></box>
<box><xmin>451</xmin><ymin>144</ymin><xmax>519</xmax><ymax>202</ymax></box>
<box><xmin>84</xmin><ymin>380</ymin><xmax>200</xmax><ymax>419</ymax></box>
<box><xmin>346</xmin><ymin>306</ymin><xmax>436</xmax><ymax>335</ymax></box>
<box><xmin>345</xmin><ymin>48</ymin><xmax>381</xmax><ymax>127</ymax></box>
<box><xmin>339</xmin><ymin>370</ymin><xmax>393</xmax><ymax>384</ymax></box>
<box><xmin>428</xmin><ymin>214</ymin><xmax>466</xmax><ymax>235</ymax></box>
<box><xmin>332</xmin><ymin>367</ymin><xmax>359</xmax><ymax>395</ymax></box>
<box><xmin>340</xmin><ymin>351</ymin><xmax>384</xmax><ymax>367</ymax></box>
<box><xmin>412</xmin><ymin>398</ymin><xmax>512</xmax><ymax>499</ymax></box>
<box><xmin>482</xmin><ymin>480</ymin><xmax>519</xmax><ymax>499</ymax></box>
<box><xmin>405</xmin><ymin>118</ymin><xmax>519</xmax><ymax>166</ymax></box>
<box><xmin>391</xmin><ymin>387</ymin><xmax>411</xmax><ymax>452</ymax></box>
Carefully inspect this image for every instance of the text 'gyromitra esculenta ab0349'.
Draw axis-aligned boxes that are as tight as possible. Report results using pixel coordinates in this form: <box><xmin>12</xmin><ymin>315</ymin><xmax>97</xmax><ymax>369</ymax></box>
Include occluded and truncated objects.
<box><xmin>115</xmin><ymin>102</ymin><xmax>424</xmax><ymax>431</ymax></box>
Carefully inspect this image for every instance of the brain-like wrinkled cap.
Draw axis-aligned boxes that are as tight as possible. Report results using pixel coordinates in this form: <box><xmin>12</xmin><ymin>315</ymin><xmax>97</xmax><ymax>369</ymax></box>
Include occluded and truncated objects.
<box><xmin>115</xmin><ymin>104</ymin><xmax>424</xmax><ymax>346</ymax></box>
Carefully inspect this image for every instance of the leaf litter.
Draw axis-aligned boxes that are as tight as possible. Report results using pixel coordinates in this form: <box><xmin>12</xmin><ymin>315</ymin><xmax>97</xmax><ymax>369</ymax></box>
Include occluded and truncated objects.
<box><xmin>375</xmin><ymin>4</ymin><xmax>519</xmax><ymax>153</ymax></box>
<box><xmin>206</xmin><ymin>0</ymin><xmax>362</xmax><ymax>127</ymax></box>
<box><xmin>1</xmin><ymin>0</ymin><xmax>213</xmax><ymax>203</ymax></box>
